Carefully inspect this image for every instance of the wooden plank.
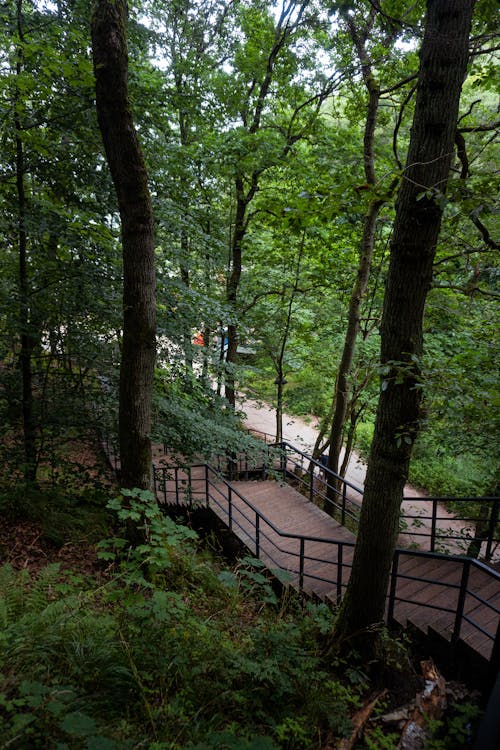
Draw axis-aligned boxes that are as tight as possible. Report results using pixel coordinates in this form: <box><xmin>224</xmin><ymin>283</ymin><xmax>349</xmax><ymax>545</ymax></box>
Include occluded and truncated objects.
<box><xmin>395</xmin><ymin>564</ymin><xmax>463</xmax><ymax>603</ymax></box>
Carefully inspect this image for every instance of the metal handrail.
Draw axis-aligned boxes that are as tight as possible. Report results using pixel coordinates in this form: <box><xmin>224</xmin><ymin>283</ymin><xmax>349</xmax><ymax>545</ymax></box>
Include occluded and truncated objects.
<box><xmin>244</xmin><ymin>426</ymin><xmax>276</xmax><ymax>444</ymax></box>
<box><xmin>273</xmin><ymin>441</ymin><xmax>363</xmax><ymax>530</ymax></box>
<box><xmin>270</xmin><ymin>442</ymin><xmax>499</xmax><ymax>558</ymax></box>
<box><xmin>203</xmin><ymin>464</ymin><xmax>355</xmax><ymax>601</ymax></box>
<box><xmin>169</xmin><ymin>439</ymin><xmax>499</xmax><ymax>559</ymax></box>
<box><xmin>153</xmin><ymin>462</ymin><xmax>500</xmax><ymax>666</ymax></box>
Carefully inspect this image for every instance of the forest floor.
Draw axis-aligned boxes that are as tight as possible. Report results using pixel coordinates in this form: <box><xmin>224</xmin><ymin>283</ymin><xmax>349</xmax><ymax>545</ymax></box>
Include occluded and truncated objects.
<box><xmin>0</xmin><ymin>437</ymin><xmax>113</xmax><ymax>577</ymax></box>
<box><xmin>0</xmin><ymin>515</ymin><xmax>102</xmax><ymax>575</ymax></box>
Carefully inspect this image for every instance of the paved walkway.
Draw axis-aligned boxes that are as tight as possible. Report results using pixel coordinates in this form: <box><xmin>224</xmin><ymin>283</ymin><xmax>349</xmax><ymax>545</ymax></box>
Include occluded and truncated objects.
<box><xmin>239</xmin><ymin>396</ymin><xmax>367</xmax><ymax>488</ymax></box>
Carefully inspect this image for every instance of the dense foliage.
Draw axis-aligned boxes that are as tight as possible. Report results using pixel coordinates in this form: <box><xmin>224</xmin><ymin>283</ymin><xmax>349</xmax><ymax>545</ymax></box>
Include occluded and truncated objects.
<box><xmin>0</xmin><ymin>489</ymin><xmax>482</xmax><ymax>748</ymax></box>
<box><xmin>0</xmin><ymin>1</ymin><xmax>497</xmax><ymax>743</ymax></box>
<box><xmin>0</xmin><ymin>0</ymin><xmax>497</xmax><ymax>493</ymax></box>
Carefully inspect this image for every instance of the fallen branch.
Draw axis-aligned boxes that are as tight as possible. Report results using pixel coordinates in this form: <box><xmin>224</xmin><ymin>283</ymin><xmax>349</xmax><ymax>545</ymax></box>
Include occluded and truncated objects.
<box><xmin>333</xmin><ymin>689</ymin><xmax>388</xmax><ymax>750</ymax></box>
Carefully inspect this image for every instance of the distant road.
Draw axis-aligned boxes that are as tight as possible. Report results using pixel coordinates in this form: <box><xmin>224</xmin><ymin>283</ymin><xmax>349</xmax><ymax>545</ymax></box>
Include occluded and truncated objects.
<box><xmin>238</xmin><ymin>396</ymin><xmax>474</xmax><ymax>555</ymax></box>
<box><xmin>239</xmin><ymin>396</ymin><xmax>371</xmax><ymax>491</ymax></box>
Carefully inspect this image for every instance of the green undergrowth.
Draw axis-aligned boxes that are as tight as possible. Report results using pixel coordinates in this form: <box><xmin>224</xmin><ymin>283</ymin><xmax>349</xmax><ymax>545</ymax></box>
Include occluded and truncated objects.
<box><xmin>0</xmin><ymin>488</ymin><xmax>481</xmax><ymax>749</ymax></box>
<box><xmin>0</xmin><ymin>488</ymin><xmax>361</xmax><ymax>749</ymax></box>
<box><xmin>0</xmin><ymin>484</ymin><xmax>113</xmax><ymax>547</ymax></box>
<box><xmin>348</xmin><ymin>422</ymin><xmax>497</xmax><ymax>497</ymax></box>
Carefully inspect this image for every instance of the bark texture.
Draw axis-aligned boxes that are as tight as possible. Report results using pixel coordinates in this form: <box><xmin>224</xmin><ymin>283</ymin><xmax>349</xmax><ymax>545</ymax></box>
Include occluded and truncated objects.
<box><xmin>91</xmin><ymin>0</ymin><xmax>156</xmax><ymax>493</ymax></box>
<box><xmin>335</xmin><ymin>0</ymin><xmax>474</xmax><ymax>639</ymax></box>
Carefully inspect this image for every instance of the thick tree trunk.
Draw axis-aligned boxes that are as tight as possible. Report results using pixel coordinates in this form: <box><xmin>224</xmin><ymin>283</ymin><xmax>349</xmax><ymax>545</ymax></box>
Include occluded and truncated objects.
<box><xmin>91</xmin><ymin>0</ymin><xmax>156</xmax><ymax>495</ymax></box>
<box><xmin>335</xmin><ymin>0</ymin><xmax>474</xmax><ymax>640</ymax></box>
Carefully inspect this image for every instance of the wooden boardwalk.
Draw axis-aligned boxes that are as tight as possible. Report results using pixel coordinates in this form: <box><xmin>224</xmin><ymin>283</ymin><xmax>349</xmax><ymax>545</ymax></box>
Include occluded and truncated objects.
<box><xmin>215</xmin><ymin>478</ymin><xmax>356</xmax><ymax>598</ymax></box>
<box><xmin>153</xmin><ymin>460</ymin><xmax>500</xmax><ymax>665</ymax></box>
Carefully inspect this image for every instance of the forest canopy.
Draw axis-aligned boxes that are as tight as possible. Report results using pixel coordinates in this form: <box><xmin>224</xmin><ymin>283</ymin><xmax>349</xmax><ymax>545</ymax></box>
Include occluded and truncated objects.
<box><xmin>0</xmin><ymin>0</ymin><xmax>498</xmax><ymax>494</ymax></box>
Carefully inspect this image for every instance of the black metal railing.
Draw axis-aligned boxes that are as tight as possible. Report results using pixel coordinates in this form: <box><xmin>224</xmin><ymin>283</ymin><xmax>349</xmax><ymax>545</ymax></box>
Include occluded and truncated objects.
<box><xmin>154</xmin><ymin>462</ymin><xmax>354</xmax><ymax>599</ymax></box>
<box><xmin>272</xmin><ymin>442</ymin><xmax>499</xmax><ymax>560</ymax></box>
<box><xmin>209</xmin><ymin>441</ymin><xmax>279</xmax><ymax>481</ymax></box>
<box><xmin>274</xmin><ymin>441</ymin><xmax>363</xmax><ymax>531</ymax></box>
<box><xmin>387</xmin><ymin>548</ymin><xmax>500</xmax><ymax>652</ymax></box>
<box><xmin>398</xmin><ymin>496</ymin><xmax>500</xmax><ymax>559</ymax></box>
<box><xmin>245</xmin><ymin>426</ymin><xmax>276</xmax><ymax>444</ymax></box>
<box><xmin>153</xmin><ymin>462</ymin><xmax>500</xmax><ymax>667</ymax></box>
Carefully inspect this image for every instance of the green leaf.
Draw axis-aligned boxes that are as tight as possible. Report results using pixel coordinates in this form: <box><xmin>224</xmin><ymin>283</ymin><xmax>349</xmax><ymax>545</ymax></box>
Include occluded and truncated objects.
<box><xmin>85</xmin><ymin>736</ymin><xmax>119</xmax><ymax>750</ymax></box>
<box><xmin>217</xmin><ymin>570</ymin><xmax>239</xmax><ymax>588</ymax></box>
<box><xmin>60</xmin><ymin>712</ymin><xmax>97</xmax><ymax>737</ymax></box>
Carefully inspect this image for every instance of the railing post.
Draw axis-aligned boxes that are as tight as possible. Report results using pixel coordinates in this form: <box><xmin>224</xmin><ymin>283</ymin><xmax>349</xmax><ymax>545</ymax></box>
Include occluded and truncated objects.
<box><xmin>430</xmin><ymin>499</ymin><xmax>438</xmax><ymax>552</ymax></box>
<box><xmin>486</xmin><ymin>499</ymin><xmax>499</xmax><ymax>562</ymax></box>
<box><xmin>228</xmin><ymin>485</ymin><xmax>232</xmax><ymax>530</ymax></box>
<box><xmin>341</xmin><ymin>483</ymin><xmax>347</xmax><ymax>527</ymax></box>
<box><xmin>280</xmin><ymin>448</ymin><xmax>286</xmax><ymax>480</ymax></box>
<box><xmin>388</xmin><ymin>551</ymin><xmax>400</xmax><ymax>624</ymax></box>
<box><xmin>205</xmin><ymin>465</ymin><xmax>209</xmax><ymax>507</ymax></box>
<box><xmin>452</xmin><ymin>558</ymin><xmax>471</xmax><ymax>645</ymax></box>
<box><xmin>255</xmin><ymin>514</ymin><xmax>260</xmax><ymax>558</ymax></box>
<box><xmin>337</xmin><ymin>543</ymin><xmax>343</xmax><ymax>602</ymax></box>
<box><xmin>175</xmin><ymin>467</ymin><xmax>179</xmax><ymax>505</ymax></box>
<box><xmin>489</xmin><ymin>619</ymin><xmax>500</xmax><ymax>685</ymax></box>
<box><xmin>163</xmin><ymin>468</ymin><xmax>167</xmax><ymax>505</ymax></box>
<box><xmin>309</xmin><ymin>469</ymin><xmax>314</xmax><ymax>504</ymax></box>
<box><xmin>187</xmin><ymin>467</ymin><xmax>192</xmax><ymax>507</ymax></box>
<box><xmin>299</xmin><ymin>538</ymin><xmax>305</xmax><ymax>591</ymax></box>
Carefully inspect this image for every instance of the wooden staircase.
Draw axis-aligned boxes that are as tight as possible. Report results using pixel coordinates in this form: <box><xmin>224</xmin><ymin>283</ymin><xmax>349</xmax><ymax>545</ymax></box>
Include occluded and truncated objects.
<box><xmin>153</xmin><ymin>457</ymin><xmax>500</xmax><ymax>671</ymax></box>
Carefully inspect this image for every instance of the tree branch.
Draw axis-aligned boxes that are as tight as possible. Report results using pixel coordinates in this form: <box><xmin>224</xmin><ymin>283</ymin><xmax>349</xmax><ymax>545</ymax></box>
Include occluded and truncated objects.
<box><xmin>432</xmin><ymin>282</ymin><xmax>499</xmax><ymax>299</ymax></box>
<box><xmin>470</xmin><ymin>213</ymin><xmax>500</xmax><ymax>250</ymax></box>
<box><xmin>380</xmin><ymin>72</ymin><xmax>418</xmax><ymax>96</ymax></box>
<box><xmin>458</xmin><ymin>121</ymin><xmax>500</xmax><ymax>133</ymax></box>
<box><xmin>393</xmin><ymin>83</ymin><xmax>417</xmax><ymax>170</ymax></box>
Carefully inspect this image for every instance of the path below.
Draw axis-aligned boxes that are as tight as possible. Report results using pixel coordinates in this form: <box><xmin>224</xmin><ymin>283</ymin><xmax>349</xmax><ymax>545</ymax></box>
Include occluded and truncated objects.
<box><xmin>238</xmin><ymin>396</ymin><xmax>476</xmax><ymax>555</ymax></box>
<box><xmin>239</xmin><ymin>395</ymin><xmax>409</xmax><ymax>493</ymax></box>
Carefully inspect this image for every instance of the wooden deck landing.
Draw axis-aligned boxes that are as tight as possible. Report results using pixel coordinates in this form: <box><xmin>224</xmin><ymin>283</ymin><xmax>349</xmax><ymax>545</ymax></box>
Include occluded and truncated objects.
<box><xmin>224</xmin><ymin>479</ymin><xmax>356</xmax><ymax>599</ymax></box>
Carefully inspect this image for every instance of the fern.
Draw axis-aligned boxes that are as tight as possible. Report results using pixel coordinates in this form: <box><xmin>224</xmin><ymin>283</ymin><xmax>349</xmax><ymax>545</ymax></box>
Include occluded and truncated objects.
<box><xmin>25</xmin><ymin>563</ymin><xmax>64</xmax><ymax>613</ymax></box>
<box><xmin>0</xmin><ymin>564</ymin><xmax>31</xmax><ymax>623</ymax></box>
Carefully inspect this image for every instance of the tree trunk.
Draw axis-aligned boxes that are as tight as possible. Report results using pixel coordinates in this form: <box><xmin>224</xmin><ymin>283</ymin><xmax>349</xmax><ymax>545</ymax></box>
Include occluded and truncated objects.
<box><xmin>327</xmin><ymin>11</ymin><xmax>384</xmax><ymax>485</ymax></box>
<box><xmin>180</xmin><ymin>257</ymin><xmax>194</xmax><ymax>380</ymax></box>
<box><xmin>15</xmin><ymin>0</ymin><xmax>37</xmax><ymax>486</ymax></box>
<box><xmin>334</xmin><ymin>0</ymin><xmax>474</xmax><ymax>641</ymax></box>
<box><xmin>273</xmin><ymin>237</ymin><xmax>304</xmax><ymax>442</ymax></box>
<box><xmin>225</xmin><ymin>179</ymin><xmax>247</xmax><ymax>409</ymax></box>
<box><xmin>91</xmin><ymin>0</ymin><xmax>156</xmax><ymax>498</ymax></box>
<box><xmin>275</xmin><ymin>375</ymin><xmax>284</xmax><ymax>444</ymax></box>
<box><xmin>327</xmin><ymin>197</ymin><xmax>382</xmax><ymax>481</ymax></box>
